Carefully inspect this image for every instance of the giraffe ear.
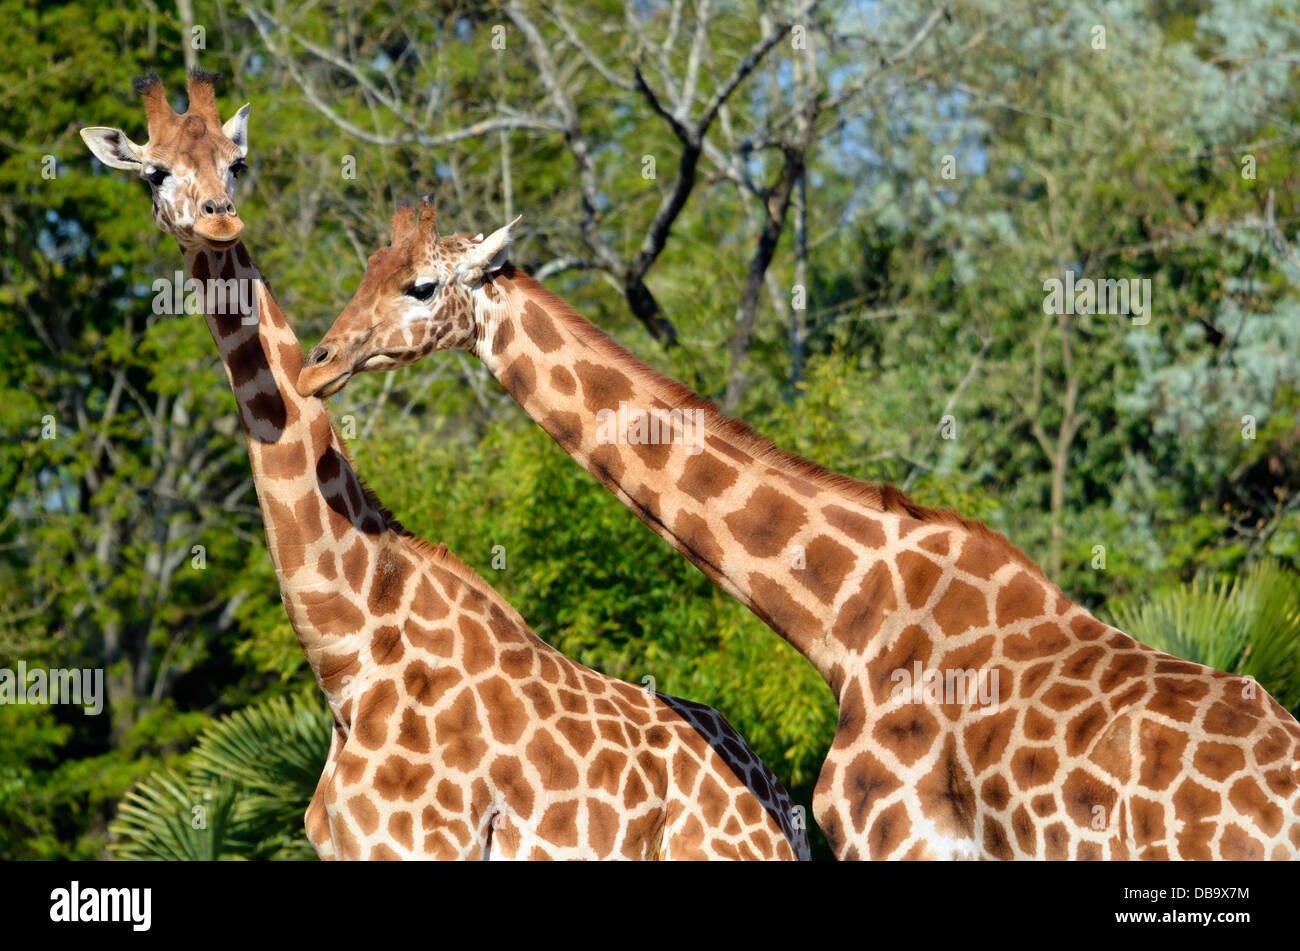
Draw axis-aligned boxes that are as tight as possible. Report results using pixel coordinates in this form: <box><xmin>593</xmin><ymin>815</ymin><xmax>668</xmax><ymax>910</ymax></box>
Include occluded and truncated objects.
<box><xmin>221</xmin><ymin>104</ymin><xmax>251</xmax><ymax>158</ymax></box>
<box><xmin>80</xmin><ymin>127</ymin><xmax>145</xmax><ymax>171</ymax></box>
<box><xmin>458</xmin><ymin>215</ymin><xmax>521</xmax><ymax>282</ymax></box>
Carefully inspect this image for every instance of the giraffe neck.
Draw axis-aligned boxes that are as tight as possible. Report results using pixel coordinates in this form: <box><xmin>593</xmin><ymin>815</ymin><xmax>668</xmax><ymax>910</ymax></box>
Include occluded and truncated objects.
<box><xmin>182</xmin><ymin>241</ymin><xmax>402</xmax><ymax>705</ymax></box>
<box><xmin>474</xmin><ymin>270</ymin><xmax>1072</xmax><ymax>695</ymax></box>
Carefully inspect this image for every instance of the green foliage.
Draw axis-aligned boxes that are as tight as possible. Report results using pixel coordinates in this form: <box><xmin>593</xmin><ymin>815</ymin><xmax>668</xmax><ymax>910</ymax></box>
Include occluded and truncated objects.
<box><xmin>186</xmin><ymin>694</ymin><xmax>332</xmax><ymax>856</ymax></box>
<box><xmin>3</xmin><ymin>0</ymin><xmax>1300</xmax><ymax>861</ymax></box>
<box><xmin>1109</xmin><ymin>561</ymin><xmax>1300</xmax><ymax>713</ymax></box>
<box><xmin>111</xmin><ymin>695</ymin><xmax>330</xmax><ymax>861</ymax></box>
<box><xmin>0</xmin><ymin>705</ymin><xmax>76</xmax><ymax>859</ymax></box>
<box><xmin>112</xmin><ymin>773</ymin><xmax>241</xmax><ymax>861</ymax></box>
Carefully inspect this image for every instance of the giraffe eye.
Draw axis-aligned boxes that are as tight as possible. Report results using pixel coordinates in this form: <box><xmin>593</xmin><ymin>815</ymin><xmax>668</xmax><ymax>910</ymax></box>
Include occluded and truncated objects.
<box><xmin>145</xmin><ymin>168</ymin><xmax>169</xmax><ymax>187</ymax></box>
<box><xmin>229</xmin><ymin>160</ymin><xmax>248</xmax><ymax>179</ymax></box>
<box><xmin>405</xmin><ymin>282</ymin><xmax>438</xmax><ymax>301</ymax></box>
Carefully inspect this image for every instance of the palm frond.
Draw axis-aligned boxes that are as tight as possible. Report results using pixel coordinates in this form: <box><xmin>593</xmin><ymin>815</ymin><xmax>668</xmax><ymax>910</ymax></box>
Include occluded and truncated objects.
<box><xmin>110</xmin><ymin>771</ymin><xmax>241</xmax><ymax>861</ymax></box>
<box><xmin>112</xmin><ymin>694</ymin><xmax>332</xmax><ymax>861</ymax></box>
<box><xmin>189</xmin><ymin>695</ymin><xmax>330</xmax><ymax>801</ymax></box>
<box><xmin>1110</xmin><ymin>560</ymin><xmax>1300</xmax><ymax>712</ymax></box>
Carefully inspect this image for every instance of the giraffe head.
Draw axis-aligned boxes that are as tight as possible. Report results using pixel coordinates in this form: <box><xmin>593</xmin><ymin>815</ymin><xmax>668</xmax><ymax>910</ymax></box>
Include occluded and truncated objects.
<box><xmin>80</xmin><ymin>68</ymin><xmax>250</xmax><ymax>252</ymax></box>
<box><xmin>296</xmin><ymin>196</ymin><xmax>520</xmax><ymax>398</ymax></box>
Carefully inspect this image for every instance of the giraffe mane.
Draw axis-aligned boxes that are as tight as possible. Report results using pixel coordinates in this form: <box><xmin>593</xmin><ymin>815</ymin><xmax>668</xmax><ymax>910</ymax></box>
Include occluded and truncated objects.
<box><xmin>501</xmin><ymin>266</ymin><xmax>1050</xmax><ymax>581</ymax></box>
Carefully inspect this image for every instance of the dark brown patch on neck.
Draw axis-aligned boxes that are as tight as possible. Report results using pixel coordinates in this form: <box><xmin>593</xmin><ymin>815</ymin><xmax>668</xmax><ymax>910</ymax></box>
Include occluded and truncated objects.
<box><xmin>521</xmin><ymin>300</ymin><xmax>565</xmax><ymax>352</ymax></box>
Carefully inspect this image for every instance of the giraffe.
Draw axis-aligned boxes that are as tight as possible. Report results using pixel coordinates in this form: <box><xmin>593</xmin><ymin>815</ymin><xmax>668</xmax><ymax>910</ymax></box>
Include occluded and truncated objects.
<box><xmin>80</xmin><ymin>71</ymin><xmax>808</xmax><ymax>861</ymax></box>
<box><xmin>296</xmin><ymin>199</ymin><xmax>1300</xmax><ymax>860</ymax></box>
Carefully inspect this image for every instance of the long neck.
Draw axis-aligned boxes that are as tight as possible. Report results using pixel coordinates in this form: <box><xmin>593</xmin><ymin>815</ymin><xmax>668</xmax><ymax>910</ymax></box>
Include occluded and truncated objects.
<box><xmin>183</xmin><ymin>241</ymin><xmax>401</xmax><ymax>704</ymax></box>
<box><xmin>474</xmin><ymin>270</ymin><xmax>1072</xmax><ymax>694</ymax></box>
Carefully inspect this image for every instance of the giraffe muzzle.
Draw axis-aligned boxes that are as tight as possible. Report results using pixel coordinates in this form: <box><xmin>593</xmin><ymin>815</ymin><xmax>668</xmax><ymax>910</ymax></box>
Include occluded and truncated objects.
<box><xmin>297</xmin><ymin>345</ymin><xmax>351</xmax><ymax>398</ymax></box>
<box><xmin>195</xmin><ymin>197</ymin><xmax>242</xmax><ymax>248</ymax></box>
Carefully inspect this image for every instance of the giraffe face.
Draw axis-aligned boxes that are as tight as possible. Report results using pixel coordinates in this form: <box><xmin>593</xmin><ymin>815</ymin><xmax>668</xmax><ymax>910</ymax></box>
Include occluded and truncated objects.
<box><xmin>297</xmin><ymin>198</ymin><xmax>520</xmax><ymax>398</ymax></box>
<box><xmin>81</xmin><ymin>69</ymin><xmax>250</xmax><ymax>252</ymax></box>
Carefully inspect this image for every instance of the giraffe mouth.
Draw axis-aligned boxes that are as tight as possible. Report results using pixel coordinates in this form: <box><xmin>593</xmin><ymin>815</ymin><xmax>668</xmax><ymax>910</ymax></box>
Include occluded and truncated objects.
<box><xmin>298</xmin><ymin>348</ymin><xmax>401</xmax><ymax>399</ymax></box>
<box><xmin>203</xmin><ymin>237</ymin><xmax>240</xmax><ymax>252</ymax></box>
<box><xmin>296</xmin><ymin>352</ymin><xmax>352</xmax><ymax>399</ymax></box>
<box><xmin>313</xmin><ymin>370</ymin><xmax>353</xmax><ymax>399</ymax></box>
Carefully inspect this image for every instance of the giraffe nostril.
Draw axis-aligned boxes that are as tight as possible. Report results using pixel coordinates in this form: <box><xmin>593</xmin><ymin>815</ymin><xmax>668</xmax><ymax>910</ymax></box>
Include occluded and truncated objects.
<box><xmin>201</xmin><ymin>198</ymin><xmax>235</xmax><ymax>217</ymax></box>
<box><xmin>309</xmin><ymin>346</ymin><xmax>333</xmax><ymax>366</ymax></box>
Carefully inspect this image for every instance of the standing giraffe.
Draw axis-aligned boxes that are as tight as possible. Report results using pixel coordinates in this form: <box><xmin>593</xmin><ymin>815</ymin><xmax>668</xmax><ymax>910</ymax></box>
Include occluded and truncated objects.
<box><xmin>80</xmin><ymin>71</ymin><xmax>807</xmax><ymax>861</ymax></box>
<box><xmin>297</xmin><ymin>200</ymin><xmax>1300</xmax><ymax>860</ymax></box>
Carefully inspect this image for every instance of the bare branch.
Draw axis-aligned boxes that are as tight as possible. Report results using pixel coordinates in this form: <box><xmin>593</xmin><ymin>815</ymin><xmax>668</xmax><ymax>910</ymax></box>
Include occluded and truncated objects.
<box><xmin>505</xmin><ymin>0</ymin><xmax>623</xmax><ymax>280</ymax></box>
<box><xmin>246</xmin><ymin>5</ymin><xmax>562</xmax><ymax>148</ymax></box>
<box><xmin>697</xmin><ymin>0</ymin><xmax>817</xmax><ymax>133</ymax></box>
<box><xmin>681</xmin><ymin>0</ymin><xmax>713</xmax><ymax>116</ymax></box>
<box><xmin>822</xmin><ymin>6</ymin><xmax>948</xmax><ymax>114</ymax></box>
<box><xmin>547</xmin><ymin>2</ymin><xmax>637</xmax><ymax>91</ymax></box>
<box><xmin>534</xmin><ymin>256</ymin><xmax>600</xmax><ymax>281</ymax></box>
